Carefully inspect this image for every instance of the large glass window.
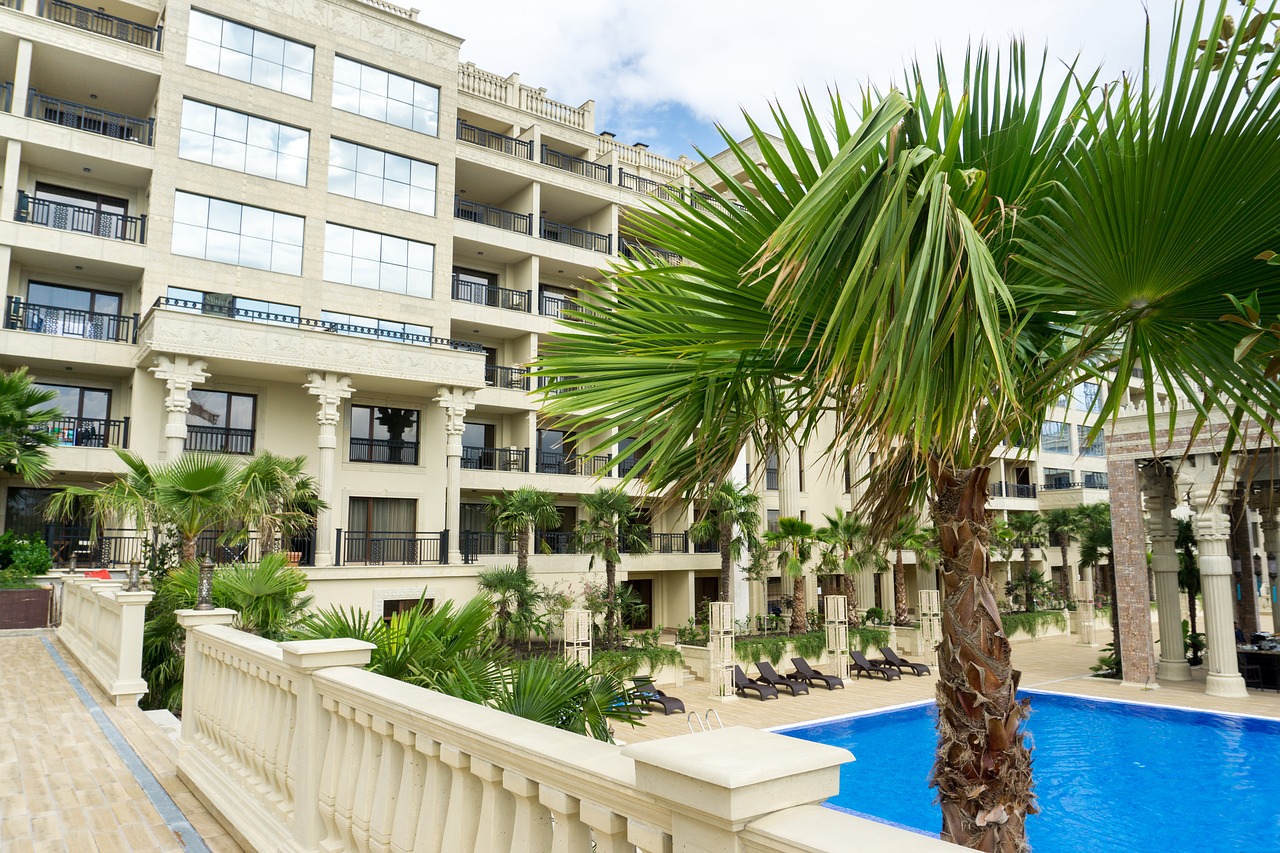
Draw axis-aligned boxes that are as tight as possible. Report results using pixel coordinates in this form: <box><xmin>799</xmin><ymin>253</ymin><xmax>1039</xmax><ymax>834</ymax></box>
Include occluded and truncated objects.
<box><xmin>172</xmin><ymin>191</ymin><xmax>304</xmax><ymax>275</ymax></box>
<box><xmin>21</xmin><ymin>282</ymin><xmax>130</xmax><ymax>342</ymax></box>
<box><xmin>1040</xmin><ymin>421</ymin><xmax>1072</xmax><ymax>454</ymax></box>
<box><xmin>186</xmin><ymin>10</ymin><xmax>314</xmax><ymax>98</ymax></box>
<box><xmin>1077</xmin><ymin>425</ymin><xmax>1106</xmax><ymax>457</ymax></box>
<box><xmin>328</xmin><ymin>139</ymin><xmax>436</xmax><ymax>215</ymax></box>
<box><xmin>34</xmin><ymin>383</ymin><xmax>112</xmax><ymax>447</ymax></box>
<box><xmin>350</xmin><ymin>405</ymin><xmax>419</xmax><ymax>465</ymax></box>
<box><xmin>1042</xmin><ymin>467</ymin><xmax>1074</xmax><ymax>490</ymax></box>
<box><xmin>179</xmin><ymin>100</ymin><xmax>309</xmax><ymax>185</ymax></box>
<box><xmin>1072</xmin><ymin>382</ymin><xmax>1100</xmax><ymax>412</ymax></box>
<box><xmin>323</xmin><ymin>223</ymin><xmax>433</xmax><ymax>297</ymax></box>
<box><xmin>320</xmin><ymin>310</ymin><xmax>433</xmax><ymax>345</ymax></box>
<box><xmin>332</xmin><ymin>56</ymin><xmax>439</xmax><ymax>136</ymax></box>
<box><xmin>186</xmin><ymin>389</ymin><xmax>256</xmax><ymax>454</ymax></box>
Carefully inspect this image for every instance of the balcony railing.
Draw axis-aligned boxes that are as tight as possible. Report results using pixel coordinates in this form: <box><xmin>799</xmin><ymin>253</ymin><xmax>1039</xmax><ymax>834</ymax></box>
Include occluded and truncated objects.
<box><xmin>540</xmin><ymin>218</ymin><xmax>612</xmax><ymax>254</ymax></box>
<box><xmin>619</xmin><ymin>237</ymin><xmax>682</xmax><ymax>266</ymax></box>
<box><xmin>336</xmin><ymin>530</ymin><xmax>446</xmax><ymax>566</ymax></box>
<box><xmin>534</xmin><ymin>530</ymin><xmax>576</xmax><ymax>554</ymax></box>
<box><xmin>644</xmin><ymin>532</ymin><xmax>689</xmax><ymax>554</ymax></box>
<box><xmin>449</xmin><ymin>275</ymin><xmax>532</xmax><ymax>312</ymax></box>
<box><xmin>349</xmin><ymin>437</ymin><xmax>419</xmax><ymax>465</ymax></box>
<box><xmin>460</xmin><ymin>530</ymin><xmax>515</xmax><ymax>563</ymax></box>
<box><xmin>540</xmin><ymin>145</ymin><xmax>611</xmax><ymax>183</ymax></box>
<box><xmin>28</xmin><ymin>90</ymin><xmax>154</xmax><ymax>145</ymax></box>
<box><xmin>17</xmin><ymin>192</ymin><xmax>146</xmax><ymax>242</ymax></box>
<box><xmin>1009</xmin><ymin>483</ymin><xmax>1037</xmax><ymax>499</ymax></box>
<box><xmin>454</xmin><ymin>196</ymin><xmax>532</xmax><ymax>235</ymax></box>
<box><xmin>5</xmin><ymin>297</ymin><xmax>138</xmax><ymax>343</ymax></box>
<box><xmin>185</xmin><ymin>425</ymin><xmax>255</xmax><ymax>455</ymax></box>
<box><xmin>989</xmin><ymin>482</ymin><xmax>1005</xmax><ymax>497</ymax></box>
<box><xmin>153</xmin><ymin>296</ymin><xmax>485</xmax><ymax>352</ymax></box>
<box><xmin>1082</xmin><ymin>473</ymin><xmax>1110</xmax><ymax>490</ymax></box>
<box><xmin>578</xmin><ymin>453</ymin><xmax>614</xmax><ymax>477</ymax></box>
<box><xmin>40</xmin><ymin>416</ymin><xmax>129</xmax><ymax>448</ymax></box>
<box><xmin>539</xmin><ymin>293</ymin><xmax>572</xmax><ymax>319</ymax></box>
<box><xmin>461</xmin><ymin>446</ymin><xmax>528</xmax><ymax>472</ymax></box>
<box><xmin>534</xmin><ymin>451</ymin><xmax>612</xmax><ymax>476</ymax></box>
<box><xmin>693</xmin><ymin>536</ymin><xmax>719</xmax><ymax>554</ymax></box>
<box><xmin>37</xmin><ymin>0</ymin><xmax>163</xmax><ymax>50</ymax></box>
<box><xmin>617</xmin><ymin>169</ymin><xmax>679</xmax><ymax>202</ymax></box>
<box><xmin>485</xmin><ymin>364</ymin><xmax>530</xmax><ymax>390</ymax></box>
<box><xmin>42</xmin><ymin>525</ymin><xmax>314</xmax><ymax>567</ymax></box>
<box><xmin>455</xmin><ymin>118</ymin><xmax>533</xmax><ymax>159</ymax></box>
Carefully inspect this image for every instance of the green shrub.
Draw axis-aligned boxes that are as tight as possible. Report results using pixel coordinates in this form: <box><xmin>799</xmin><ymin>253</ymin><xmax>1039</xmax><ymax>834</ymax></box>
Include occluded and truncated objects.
<box><xmin>592</xmin><ymin>644</ymin><xmax>684</xmax><ymax>678</ymax></box>
<box><xmin>1000</xmin><ymin>610</ymin><xmax>1067</xmax><ymax>638</ymax></box>
<box><xmin>735</xmin><ymin>635</ymin><xmax>787</xmax><ymax>666</ymax></box>
<box><xmin>850</xmin><ymin>626</ymin><xmax>890</xmax><ymax>653</ymax></box>
<box><xmin>864</xmin><ymin>607</ymin><xmax>887</xmax><ymax>625</ymax></box>
<box><xmin>675</xmin><ymin>616</ymin><xmax>709</xmax><ymax>646</ymax></box>
<box><xmin>0</xmin><ymin>532</ymin><xmax>52</xmax><ymax>589</ymax></box>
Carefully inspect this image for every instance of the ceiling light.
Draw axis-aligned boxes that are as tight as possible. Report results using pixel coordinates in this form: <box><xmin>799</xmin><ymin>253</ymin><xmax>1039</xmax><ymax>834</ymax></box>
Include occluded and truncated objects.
<box><xmin>75</xmin><ymin>265</ymin><xmax>84</xmax><ymax>271</ymax></box>
<box><xmin>477</xmin><ymin>251</ymin><xmax>484</xmax><ymax>256</ymax></box>
<box><xmin>83</xmin><ymin>167</ymin><xmax>91</xmax><ymax>173</ymax></box>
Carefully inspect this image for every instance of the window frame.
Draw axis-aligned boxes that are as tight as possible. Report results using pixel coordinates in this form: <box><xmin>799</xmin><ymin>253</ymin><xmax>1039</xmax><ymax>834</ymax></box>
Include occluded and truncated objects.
<box><xmin>171</xmin><ymin>190</ymin><xmax>305</xmax><ymax>275</ymax></box>
<box><xmin>332</xmin><ymin>55</ymin><xmax>440</xmax><ymax>136</ymax></box>
<box><xmin>186</xmin><ymin>9</ymin><xmax>315</xmax><ymax>99</ymax></box>
<box><xmin>178</xmin><ymin>99</ymin><xmax>310</xmax><ymax>186</ymax></box>
<box><xmin>323</xmin><ymin>222</ymin><xmax>434</xmax><ymax>298</ymax></box>
<box><xmin>327</xmin><ymin>138</ymin><xmax>437</xmax><ymax>216</ymax></box>
<box><xmin>185</xmin><ymin>388</ymin><xmax>257</xmax><ymax>454</ymax></box>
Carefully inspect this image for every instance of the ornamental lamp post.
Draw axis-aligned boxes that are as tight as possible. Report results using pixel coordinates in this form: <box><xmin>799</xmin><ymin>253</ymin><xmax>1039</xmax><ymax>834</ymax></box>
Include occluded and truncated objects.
<box><xmin>126</xmin><ymin>559</ymin><xmax>141</xmax><ymax>592</ymax></box>
<box><xmin>195</xmin><ymin>555</ymin><xmax>215</xmax><ymax>610</ymax></box>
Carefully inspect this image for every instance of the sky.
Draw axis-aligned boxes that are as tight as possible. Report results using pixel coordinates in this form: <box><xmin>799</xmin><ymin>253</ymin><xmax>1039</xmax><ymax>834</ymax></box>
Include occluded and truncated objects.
<box><xmin>423</xmin><ymin>0</ymin><xmax>1194</xmax><ymax>160</ymax></box>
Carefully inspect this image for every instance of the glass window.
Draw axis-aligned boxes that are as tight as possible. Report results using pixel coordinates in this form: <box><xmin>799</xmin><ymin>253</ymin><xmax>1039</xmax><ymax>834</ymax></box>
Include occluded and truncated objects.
<box><xmin>332</xmin><ymin>56</ymin><xmax>439</xmax><ymax>136</ymax></box>
<box><xmin>186</xmin><ymin>389</ymin><xmax>256</xmax><ymax>454</ymax></box>
<box><xmin>323</xmin><ymin>223</ymin><xmax>433</xmax><ymax>297</ymax></box>
<box><xmin>172</xmin><ymin>191</ymin><xmax>304</xmax><ymax>275</ymax></box>
<box><xmin>349</xmin><ymin>405</ymin><xmax>420</xmax><ymax>464</ymax></box>
<box><xmin>1077</xmin><ymin>425</ymin><xmax>1105</xmax><ymax>457</ymax></box>
<box><xmin>164</xmin><ymin>288</ymin><xmax>299</xmax><ymax>329</ymax></box>
<box><xmin>1042</xmin><ymin>467</ymin><xmax>1074</xmax><ymax>490</ymax></box>
<box><xmin>328</xmin><ymin>139</ymin><xmax>436</xmax><ymax>216</ymax></box>
<box><xmin>320</xmin><ymin>310</ymin><xmax>433</xmax><ymax>345</ymax></box>
<box><xmin>1072</xmin><ymin>382</ymin><xmax>1100</xmax><ymax>412</ymax></box>
<box><xmin>1040</xmin><ymin>421</ymin><xmax>1072</xmax><ymax>454</ymax></box>
<box><xmin>186</xmin><ymin>10</ymin><xmax>313</xmax><ymax>98</ymax></box>
<box><xmin>179</xmin><ymin>100</ymin><xmax>309</xmax><ymax>185</ymax></box>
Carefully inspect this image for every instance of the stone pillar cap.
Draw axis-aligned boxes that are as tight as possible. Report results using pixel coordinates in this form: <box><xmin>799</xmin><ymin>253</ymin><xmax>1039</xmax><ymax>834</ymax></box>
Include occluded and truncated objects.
<box><xmin>278</xmin><ymin>637</ymin><xmax>376</xmax><ymax>671</ymax></box>
<box><xmin>175</xmin><ymin>608</ymin><xmax>237</xmax><ymax>629</ymax></box>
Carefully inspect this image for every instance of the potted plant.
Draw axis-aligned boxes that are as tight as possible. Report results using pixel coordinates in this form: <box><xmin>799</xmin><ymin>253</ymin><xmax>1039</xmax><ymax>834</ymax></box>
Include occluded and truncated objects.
<box><xmin>0</xmin><ymin>532</ymin><xmax>54</xmax><ymax>628</ymax></box>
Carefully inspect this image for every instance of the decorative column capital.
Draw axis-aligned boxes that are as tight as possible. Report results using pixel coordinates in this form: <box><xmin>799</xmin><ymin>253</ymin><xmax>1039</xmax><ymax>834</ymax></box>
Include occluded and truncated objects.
<box><xmin>305</xmin><ymin>372</ymin><xmax>355</xmax><ymax>426</ymax></box>
<box><xmin>434</xmin><ymin>387</ymin><xmax>476</xmax><ymax>436</ymax></box>
<box><xmin>149</xmin><ymin>354</ymin><xmax>209</xmax><ymax>412</ymax></box>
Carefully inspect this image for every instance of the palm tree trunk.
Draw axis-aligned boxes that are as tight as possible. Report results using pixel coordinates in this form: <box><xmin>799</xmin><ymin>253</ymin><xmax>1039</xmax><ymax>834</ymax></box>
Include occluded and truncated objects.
<box><xmin>1106</xmin><ymin>555</ymin><xmax>1121</xmax><ymax>674</ymax></box>
<box><xmin>894</xmin><ymin>547</ymin><xmax>909</xmax><ymax>625</ymax></box>
<box><xmin>182</xmin><ymin>535</ymin><xmax>197</xmax><ymax>564</ymax></box>
<box><xmin>517</xmin><ymin>528</ymin><xmax>529</xmax><ymax>573</ymax></box>
<box><xmin>605</xmin><ymin>555</ymin><xmax>617</xmax><ymax>648</ymax></box>
<box><xmin>842</xmin><ymin>570</ymin><xmax>860</xmax><ymax>628</ymax></box>
<box><xmin>790</xmin><ymin>577</ymin><xmax>806</xmax><ymax>633</ymax></box>
<box><xmin>1059</xmin><ymin>538</ymin><xmax>1070</xmax><ymax>600</ymax></box>
<box><xmin>929</xmin><ymin>459</ymin><xmax>1033</xmax><ymax>852</ymax></box>
<box><xmin>1022</xmin><ymin>549</ymin><xmax>1035</xmax><ymax>612</ymax></box>
<box><xmin>720</xmin><ymin>522</ymin><xmax>733</xmax><ymax>601</ymax></box>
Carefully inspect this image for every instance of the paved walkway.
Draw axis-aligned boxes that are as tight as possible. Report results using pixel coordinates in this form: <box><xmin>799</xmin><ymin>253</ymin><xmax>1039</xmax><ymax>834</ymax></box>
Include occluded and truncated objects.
<box><xmin>0</xmin><ymin>631</ymin><xmax>241</xmax><ymax>853</ymax></box>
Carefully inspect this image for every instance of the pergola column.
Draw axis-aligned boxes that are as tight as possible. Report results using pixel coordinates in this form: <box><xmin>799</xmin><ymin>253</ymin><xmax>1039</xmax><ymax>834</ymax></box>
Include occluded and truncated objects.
<box><xmin>1262</xmin><ymin>508</ymin><xmax>1280</xmax><ymax>631</ymax></box>
<box><xmin>1182</xmin><ymin>459</ymin><xmax>1248</xmax><ymax>698</ymax></box>
<box><xmin>305</xmin><ymin>372</ymin><xmax>354</xmax><ymax>567</ymax></box>
<box><xmin>435</xmin><ymin>388</ymin><xmax>476</xmax><ymax>565</ymax></box>
<box><xmin>149</xmin><ymin>355</ymin><xmax>209</xmax><ymax>460</ymax></box>
<box><xmin>1145</xmin><ymin>464</ymin><xmax>1190</xmax><ymax>681</ymax></box>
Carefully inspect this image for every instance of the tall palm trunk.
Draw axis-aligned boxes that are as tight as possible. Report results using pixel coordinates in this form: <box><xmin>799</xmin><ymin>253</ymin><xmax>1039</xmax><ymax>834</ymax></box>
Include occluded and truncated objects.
<box><xmin>719</xmin><ymin>521</ymin><xmax>733</xmax><ymax>601</ymax></box>
<box><xmin>1106</xmin><ymin>555</ymin><xmax>1121</xmax><ymax>674</ymax></box>
<box><xmin>894</xmin><ymin>547</ymin><xmax>909</xmax><ymax>625</ymax></box>
<box><xmin>516</xmin><ymin>527</ymin><xmax>530</xmax><ymax>573</ymax></box>
<box><xmin>1058</xmin><ymin>536</ymin><xmax>1071</xmax><ymax>600</ymax></box>
<box><xmin>790</xmin><ymin>577</ymin><xmax>806</xmax><ymax>634</ymax></box>
<box><xmin>1021</xmin><ymin>547</ymin><xmax>1035</xmax><ymax>612</ymax></box>
<box><xmin>928</xmin><ymin>460</ymin><xmax>1034</xmax><ymax>852</ymax></box>
<box><xmin>841</xmin><ymin>566</ymin><xmax>860</xmax><ymax>628</ymax></box>
<box><xmin>182</xmin><ymin>535</ymin><xmax>197</xmax><ymax>563</ymax></box>
<box><xmin>605</xmin><ymin>547</ymin><xmax>617</xmax><ymax>647</ymax></box>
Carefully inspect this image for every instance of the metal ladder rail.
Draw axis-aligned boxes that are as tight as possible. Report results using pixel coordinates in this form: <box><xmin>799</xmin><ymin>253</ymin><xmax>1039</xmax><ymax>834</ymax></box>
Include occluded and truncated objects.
<box><xmin>687</xmin><ymin>709</ymin><xmax>725</xmax><ymax>734</ymax></box>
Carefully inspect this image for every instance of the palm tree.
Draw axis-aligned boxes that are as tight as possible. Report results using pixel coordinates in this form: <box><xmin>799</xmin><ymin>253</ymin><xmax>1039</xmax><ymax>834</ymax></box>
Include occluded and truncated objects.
<box><xmin>1044</xmin><ymin>507</ymin><xmax>1085</xmax><ymax>601</ymax></box>
<box><xmin>1079</xmin><ymin>502</ymin><xmax>1116</xmax><ymax>659</ymax></box>
<box><xmin>535</xmin><ymin>8</ymin><xmax>1280</xmax><ymax>846</ymax></box>
<box><xmin>886</xmin><ymin>515</ymin><xmax>936</xmax><ymax>626</ymax></box>
<box><xmin>764</xmin><ymin>517</ymin><xmax>815</xmax><ymax>634</ymax></box>
<box><xmin>477</xmin><ymin>565</ymin><xmax>545</xmax><ymax>649</ymax></box>
<box><xmin>575</xmin><ymin>486</ymin><xmax>648</xmax><ymax>647</ymax></box>
<box><xmin>1176</xmin><ymin>518</ymin><xmax>1201</xmax><ymax>645</ymax></box>
<box><xmin>1007</xmin><ymin>512</ymin><xmax>1048</xmax><ymax>611</ymax></box>
<box><xmin>688</xmin><ymin>479</ymin><xmax>762</xmax><ymax>601</ymax></box>
<box><xmin>815</xmin><ymin>510</ymin><xmax>883</xmax><ymax>627</ymax></box>
<box><xmin>0</xmin><ymin>368</ymin><xmax>60</xmax><ymax>485</ymax></box>
<box><xmin>483</xmin><ymin>487</ymin><xmax>562</xmax><ymax>572</ymax></box>
<box><xmin>234</xmin><ymin>452</ymin><xmax>324</xmax><ymax>554</ymax></box>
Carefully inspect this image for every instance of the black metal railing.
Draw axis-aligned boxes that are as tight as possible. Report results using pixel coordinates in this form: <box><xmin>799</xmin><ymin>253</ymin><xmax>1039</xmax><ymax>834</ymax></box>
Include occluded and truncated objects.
<box><xmin>485</xmin><ymin>364</ymin><xmax>530</xmax><ymax>390</ymax></box>
<box><xmin>540</xmin><ymin>219</ymin><xmax>611</xmax><ymax>254</ymax></box>
<box><xmin>765</xmin><ymin>468</ymin><xmax>779</xmax><ymax>490</ymax></box>
<box><xmin>617</xmin><ymin>169</ymin><xmax>679</xmax><ymax>201</ymax></box>
<box><xmin>185</xmin><ymin>425</ymin><xmax>255</xmax><ymax>455</ymax></box>
<box><xmin>37</xmin><ymin>0</ymin><xmax>163</xmax><ymax>50</ymax></box>
<box><xmin>42</xmin><ymin>525</ymin><xmax>315</xmax><ymax>568</ymax></box>
<box><xmin>1042</xmin><ymin>480</ymin><xmax>1081</xmax><ymax>491</ymax></box>
<box><xmin>617</xmin><ymin>456</ymin><xmax>644</xmax><ymax>477</ymax></box>
<box><xmin>539</xmin><ymin>293</ymin><xmax>572</xmax><ymax>319</ymax></box>
<box><xmin>537</xmin><ymin>451</ymin><xmax>576</xmax><ymax>475</ymax></box>
<box><xmin>578</xmin><ymin>453</ymin><xmax>614</xmax><ymax>476</ymax></box>
<box><xmin>692</xmin><ymin>537</ymin><xmax>719</xmax><ymax>554</ymax></box>
<box><xmin>540</xmin><ymin>145</ymin><xmax>611</xmax><ymax>183</ymax></box>
<box><xmin>648</xmin><ymin>532</ymin><xmax>689</xmax><ymax>554</ymax></box>
<box><xmin>462</xmin><ymin>446</ymin><xmax>529</xmax><ymax>472</ymax></box>
<box><xmin>337</xmin><ymin>530</ymin><xmax>446</xmax><ymax>565</ymax></box>
<box><xmin>460</xmin><ymin>531</ymin><xmax>515</xmax><ymax>563</ymax></box>
<box><xmin>349</xmin><ymin>437</ymin><xmax>419</xmax><ymax>465</ymax></box>
<box><xmin>40</xmin><ymin>416</ymin><xmax>129</xmax><ymax>448</ymax></box>
<box><xmin>454</xmin><ymin>196</ymin><xmax>533</xmax><ymax>235</ymax></box>
<box><xmin>28</xmin><ymin>90</ymin><xmax>154</xmax><ymax>145</ymax></box>
<box><xmin>1009</xmin><ymin>483</ymin><xmax>1037</xmax><ymax>499</ymax></box>
<box><xmin>153</xmin><ymin>296</ymin><xmax>485</xmax><ymax>352</ymax></box>
<box><xmin>449</xmin><ymin>275</ymin><xmax>532</xmax><ymax>312</ymax></box>
<box><xmin>456</xmin><ymin>119</ymin><xmax>532</xmax><ymax>159</ymax></box>
<box><xmin>619</xmin><ymin>237</ymin><xmax>682</xmax><ymax>266</ymax></box>
<box><xmin>5</xmin><ymin>297</ymin><xmax>138</xmax><ymax>343</ymax></box>
<box><xmin>989</xmin><ymin>482</ymin><xmax>1005</xmax><ymax>497</ymax></box>
<box><xmin>533</xmin><ymin>530</ymin><xmax>576</xmax><ymax>554</ymax></box>
<box><xmin>1082</xmin><ymin>472</ymin><xmax>1110</xmax><ymax>490</ymax></box>
<box><xmin>17</xmin><ymin>192</ymin><xmax>146</xmax><ymax>243</ymax></box>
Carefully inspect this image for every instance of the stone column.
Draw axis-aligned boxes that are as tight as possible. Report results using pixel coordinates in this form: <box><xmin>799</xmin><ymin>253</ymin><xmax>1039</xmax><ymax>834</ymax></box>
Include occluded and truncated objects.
<box><xmin>149</xmin><ymin>355</ymin><xmax>209</xmax><ymax>460</ymax></box>
<box><xmin>1262</xmin><ymin>507</ymin><xmax>1280</xmax><ymax>632</ymax></box>
<box><xmin>1182</xmin><ymin>459</ymin><xmax>1248</xmax><ymax>698</ymax></box>
<box><xmin>435</xmin><ymin>388</ymin><xmax>476</xmax><ymax>565</ymax></box>
<box><xmin>1229</xmin><ymin>491</ymin><xmax>1260</xmax><ymax>636</ymax></box>
<box><xmin>305</xmin><ymin>372</ymin><xmax>354</xmax><ymax>567</ymax></box>
<box><xmin>1145</xmin><ymin>465</ymin><xmax>1190</xmax><ymax>680</ymax></box>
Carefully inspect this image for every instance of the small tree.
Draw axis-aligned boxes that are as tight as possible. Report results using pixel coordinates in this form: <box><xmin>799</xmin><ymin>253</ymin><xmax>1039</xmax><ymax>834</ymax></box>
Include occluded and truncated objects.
<box><xmin>815</xmin><ymin>510</ymin><xmax>884</xmax><ymax>628</ymax></box>
<box><xmin>484</xmin><ymin>487</ymin><xmax>562</xmax><ymax>572</ymax></box>
<box><xmin>1044</xmin><ymin>506</ymin><xmax>1085</xmax><ymax>600</ymax></box>
<box><xmin>234</xmin><ymin>452</ymin><xmax>325</xmax><ymax>553</ymax></box>
<box><xmin>575</xmin><ymin>486</ymin><xmax>648</xmax><ymax>647</ymax></box>
<box><xmin>1007</xmin><ymin>512</ymin><xmax>1048</xmax><ymax>611</ymax></box>
<box><xmin>765</xmin><ymin>517</ymin><xmax>815</xmax><ymax>634</ymax></box>
<box><xmin>688</xmin><ymin>479</ymin><xmax>762</xmax><ymax>601</ymax></box>
<box><xmin>477</xmin><ymin>565</ymin><xmax>545</xmax><ymax>649</ymax></box>
<box><xmin>0</xmin><ymin>368</ymin><xmax>60</xmax><ymax>485</ymax></box>
<box><xmin>1176</xmin><ymin>518</ymin><xmax>1202</xmax><ymax>658</ymax></box>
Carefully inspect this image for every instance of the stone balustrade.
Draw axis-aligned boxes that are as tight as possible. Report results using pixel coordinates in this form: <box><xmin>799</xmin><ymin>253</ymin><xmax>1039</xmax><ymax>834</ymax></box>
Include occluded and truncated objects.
<box><xmin>56</xmin><ymin>577</ymin><xmax>153</xmax><ymax>706</ymax></box>
<box><xmin>457</xmin><ymin>62</ymin><xmax>594</xmax><ymax>131</ymax></box>
<box><xmin>175</xmin><ymin>622</ymin><xmax>955</xmax><ymax>852</ymax></box>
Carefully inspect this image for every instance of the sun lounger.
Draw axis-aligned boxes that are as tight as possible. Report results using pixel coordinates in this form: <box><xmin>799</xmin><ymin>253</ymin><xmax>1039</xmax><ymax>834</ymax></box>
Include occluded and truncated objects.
<box><xmin>877</xmin><ymin>646</ymin><xmax>932</xmax><ymax>677</ymax></box>
<box><xmin>733</xmin><ymin>664</ymin><xmax>778</xmax><ymax>700</ymax></box>
<box><xmin>789</xmin><ymin>657</ymin><xmax>845</xmax><ymax>690</ymax></box>
<box><xmin>753</xmin><ymin>661</ymin><xmax>809</xmax><ymax>695</ymax></box>
<box><xmin>850</xmin><ymin>650</ymin><xmax>900</xmax><ymax>681</ymax></box>
<box><xmin>630</xmin><ymin>676</ymin><xmax>686</xmax><ymax>716</ymax></box>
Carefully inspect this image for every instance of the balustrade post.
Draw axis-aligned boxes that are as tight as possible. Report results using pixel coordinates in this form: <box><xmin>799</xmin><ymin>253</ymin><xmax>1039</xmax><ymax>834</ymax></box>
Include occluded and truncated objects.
<box><xmin>470</xmin><ymin>758</ymin><xmax>516</xmax><ymax>852</ymax></box>
<box><xmin>580</xmin><ymin>800</ymin><xmax>630</xmax><ymax>853</ymax></box>
<box><xmin>502</xmin><ymin>772</ymin><xmax>552</xmax><ymax>852</ymax></box>
<box><xmin>174</xmin><ymin>609</ymin><xmax>237</xmax><ymax>746</ymax></box>
<box><xmin>540</xmin><ymin>787</ymin><xmax>590</xmax><ymax>853</ymax></box>
<box><xmin>439</xmin><ymin>745</ymin><xmax>481</xmax><ymax>849</ymax></box>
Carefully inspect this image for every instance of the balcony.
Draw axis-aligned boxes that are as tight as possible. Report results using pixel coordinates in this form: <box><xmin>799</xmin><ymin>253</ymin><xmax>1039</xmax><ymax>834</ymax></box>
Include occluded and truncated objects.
<box><xmin>37</xmin><ymin>0</ymin><xmax>163</xmax><ymax>50</ymax></box>
<box><xmin>1082</xmin><ymin>472</ymin><xmax>1110</xmax><ymax>490</ymax></box>
<box><xmin>349</xmin><ymin>437</ymin><xmax>419</xmax><ymax>465</ymax></box>
<box><xmin>540</xmin><ymin>145</ymin><xmax>611</xmax><ymax>183</ymax></box>
<box><xmin>16</xmin><ymin>191</ymin><xmax>146</xmax><ymax>243</ymax></box>
<box><xmin>989</xmin><ymin>482</ymin><xmax>1005</xmax><ymax>497</ymax></box>
<box><xmin>43</xmin><ymin>525</ymin><xmax>314</xmax><ymax>567</ymax></box>
<box><xmin>534</xmin><ymin>530</ymin><xmax>576</xmax><ymax>554</ymax></box>
<box><xmin>1041</xmin><ymin>480</ymin><xmax>1081</xmax><ymax>492</ymax></box>
<box><xmin>485</xmin><ymin>364</ymin><xmax>530</xmax><ymax>390</ymax></box>
<box><xmin>454</xmin><ymin>196</ymin><xmax>532</xmax><ymax>236</ymax></box>
<box><xmin>185</xmin><ymin>425</ymin><xmax>255</xmax><ymax>455</ymax></box>
<box><xmin>5</xmin><ymin>297</ymin><xmax>138</xmax><ymax>343</ymax></box>
<box><xmin>1008</xmin><ymin>483</ymin><xmax>1037</xmax><ymax>499</ymax></box>
<box><xmin>540</xmin><ymin>219</ymin><xmax>611</xmax><ymax>254</ymax></box>
<box><xmin>617</xmin><ymin>169</ymin><xmax>679</xmax><ymax>202</ymax></box>
<box><xmin>535</xmin><ymin>451</ymin><xmax>613</xmax><ymax>476</ymax></box>
<box><xmin>450</xmin><ymin>275</ymin><xmax>532</xmax><ymax>313</ymax></box>
<box><xmin>336</xmin><ymin>530</ymin><xmax>446</xmax><ymax>566</ymax></box>
<box><xmin>620</xmin><ymin>237</ymin><xmax>682</xmax><ymax>266</ymax></box>
<box><xmin>629</xmin><ymin>532</ymin><xmax>689</xmax><ymax>554</ymax></box>
<box><xmin>462</xmin><ymin>446</ymin><xmax>528</xmax><ymax>471</ymax></box>
<box><xmin>27</xmin><ymin>90</ymin><xmax>154</xmax><ymax>145</ymax></box>
<box><xmin>40</xmin><ymin>416</ymin><xmax>129</xmax><ymax>448</ymax></box>
<box><xmin>455</xmin><ymin>118</ymin><xmax>532</xmax><ymax>159</ymax></box>
<box><xmin>460</xmin><ymin>530</ymin><xmax>515</xmax><ymax>563</ymax></box>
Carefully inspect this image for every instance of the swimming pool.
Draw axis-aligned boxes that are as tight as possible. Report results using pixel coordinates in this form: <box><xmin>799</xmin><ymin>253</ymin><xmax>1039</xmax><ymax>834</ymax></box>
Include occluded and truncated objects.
<box><xmin>776</xmin><ymin>691</ymin><xmax>1280</xmax><ymax>853</ymax></box>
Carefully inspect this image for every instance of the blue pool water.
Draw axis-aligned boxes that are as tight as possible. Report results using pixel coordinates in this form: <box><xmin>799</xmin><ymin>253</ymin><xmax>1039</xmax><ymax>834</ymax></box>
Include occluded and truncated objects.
<box><xmin>777</xmin><ymin>691</ymin><xmax>1280</xmax><ymax>853</ymax></box>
